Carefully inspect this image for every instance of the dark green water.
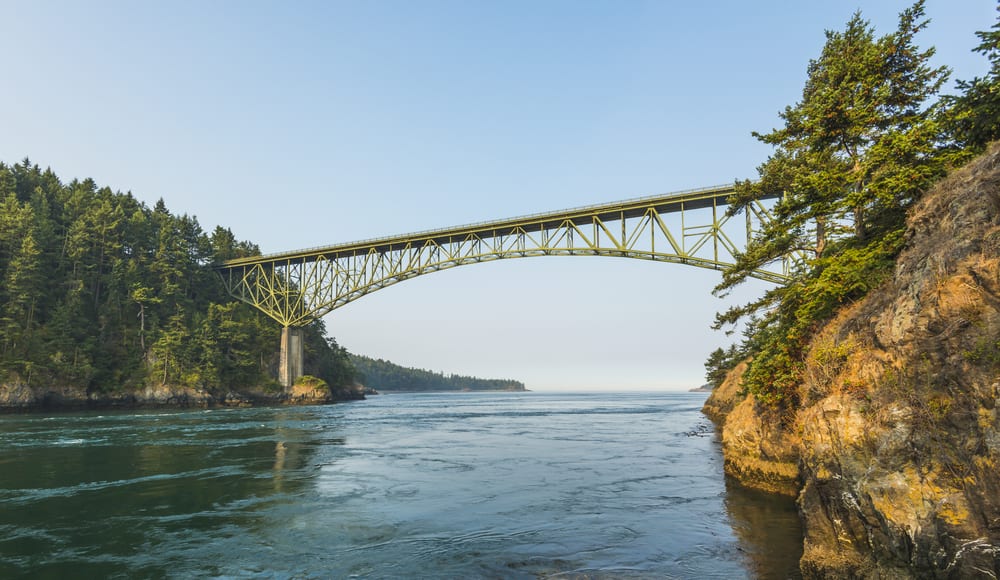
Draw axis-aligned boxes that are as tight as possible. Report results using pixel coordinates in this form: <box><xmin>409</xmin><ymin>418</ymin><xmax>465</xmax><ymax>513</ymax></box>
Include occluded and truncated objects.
<box><xmin>0</xmin><ymin>392</ymin><xmax>802</xmax><ymax>578</ymax></box>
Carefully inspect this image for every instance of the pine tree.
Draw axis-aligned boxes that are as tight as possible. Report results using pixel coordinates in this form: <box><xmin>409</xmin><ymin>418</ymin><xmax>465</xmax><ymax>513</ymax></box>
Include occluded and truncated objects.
<box><xmin>704</xmin><ymin>345</ymin><xmax>740</xmax><ymax>389</ymax></box>
<box><xmin>1</xmin><ymin>228</ymin><xmax>42</xmax><ymax>362</ymax></box>
<box><xmin>722</xmin><ymin>2</ymin><xmax>948</xmax><ymax>290</ymax></box>
<box><xmin>712</xmin><ymin>1</ymin><xmax>951</xmax><ymax>405</ymax></box>
<box><xmin>0</xmin><ymin>161</ymin><xmax>355</xmax><ymax>396</ymax></box>
<box><xmin>946</xmin><ymin>5</ymin><xmax>1000</xmax><ymax>150</ymax></box>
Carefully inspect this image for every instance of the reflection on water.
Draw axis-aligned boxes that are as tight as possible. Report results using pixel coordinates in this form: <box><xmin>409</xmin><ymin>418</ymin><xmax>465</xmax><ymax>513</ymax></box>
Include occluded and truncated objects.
<box><xmin>0</xmin><ymin>408</ymin><xmax>325</xmax><ymax>579</ymax></box>
<box><xmin>0</xmin><ymin>393</ymin><xmax>803</xmax><ymax>578</ymax></box>
<box><xmin>725</xmin><ymin>475</ymin><xmax>804</xmax><ymax>579</ymax></box>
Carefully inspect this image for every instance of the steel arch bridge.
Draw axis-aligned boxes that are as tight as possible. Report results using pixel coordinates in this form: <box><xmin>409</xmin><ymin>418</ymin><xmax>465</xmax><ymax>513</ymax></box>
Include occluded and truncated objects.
<box><xmin>218</xmin><ymin>184</ymin><xmax>797</xmax><ymax>386</ymax></box>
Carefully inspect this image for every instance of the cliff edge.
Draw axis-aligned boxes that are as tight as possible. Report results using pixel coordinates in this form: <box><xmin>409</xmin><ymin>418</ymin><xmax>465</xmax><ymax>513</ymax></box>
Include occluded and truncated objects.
<box><xmin>706</xmin><ymin>143</ymin><xmax>1000</xmax><ymax>578</ymax></box>
<box><xmin>704</xmin><ymin>361</ymin><xmax>801</xmax><ymax>497</ymax></box>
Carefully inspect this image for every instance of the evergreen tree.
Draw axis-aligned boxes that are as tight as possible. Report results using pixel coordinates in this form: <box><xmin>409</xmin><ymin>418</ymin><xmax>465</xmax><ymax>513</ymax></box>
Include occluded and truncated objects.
<box><xmin>713</xmin><ymin>1</ymin><xmax>951</xmax><ymax>405</ymax></box>
<box><xmin>0</xmin><ymin>160</ymin><xmax>355</xmax><ymax>396</ymax></box>
<box><xmin>945</xmin><ymin>5</ymin><xmax>1000</xmax><ymax>150</ymax></box>
<box><xmin>703</xmin><ymin>345</ymin><xmax>740</xmax><ymax>389</ymax></box>
<box><xmin>1</xmin><ymin>227</ymin><xmax>42</xmax><ymax>366</ymax></box>
<box><xmin>351</xmin><ymin>354</ymin><xmax>523</xmax><ymax>392</ymax></box>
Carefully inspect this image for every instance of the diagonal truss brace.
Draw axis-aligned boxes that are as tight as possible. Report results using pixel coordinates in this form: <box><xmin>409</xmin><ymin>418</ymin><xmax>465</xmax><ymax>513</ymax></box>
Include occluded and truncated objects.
<box><xmin>219</xmin><ymin>184</ymin><xmax>805</xmax><ymax>327</ymax></box>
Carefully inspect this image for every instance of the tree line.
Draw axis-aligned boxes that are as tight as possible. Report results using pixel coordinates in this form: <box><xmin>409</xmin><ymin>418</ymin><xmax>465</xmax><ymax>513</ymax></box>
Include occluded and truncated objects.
<box><xmin>0</xmin><ymin>163</ymin><xmax>355</xmax><ymax>395</ymax></box>
<box><xmin>351</xmin><ymin>354</ymin><xmax>525</xmax><ymax>392</ymax></box>
<box><xmin>705</xmin><ymin>1</ymin><xmax>1000</xmax><ymax>405</ymax></box>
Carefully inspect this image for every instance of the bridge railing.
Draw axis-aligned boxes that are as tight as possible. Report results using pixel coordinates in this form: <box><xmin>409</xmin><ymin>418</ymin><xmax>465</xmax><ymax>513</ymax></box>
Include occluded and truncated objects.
<box><xmin>222</xmin><ymin>183</ymin><xmax>744</xmax><ymax>267</ymax></box>
<box><xmin>218</xmin><ymin>184</ymin><xmax>805</xmax><ymax>330</ymax></box>
<box><xmin>217</xmin><ymin>184</ymin><xmax>811</xmax><ymax>387</ymax></box>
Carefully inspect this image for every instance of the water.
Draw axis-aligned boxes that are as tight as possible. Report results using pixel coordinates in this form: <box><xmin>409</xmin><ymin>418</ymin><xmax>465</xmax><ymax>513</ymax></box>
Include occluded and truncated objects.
<box><xmin>0</xmin><ymin>392</ymin><xmax>802</xmax><ymax>578</ymax></box>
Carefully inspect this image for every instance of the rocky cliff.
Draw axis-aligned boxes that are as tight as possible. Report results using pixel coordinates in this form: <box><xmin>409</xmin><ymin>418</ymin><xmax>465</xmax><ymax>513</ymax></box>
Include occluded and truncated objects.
<box><xmin>704</xmin><ymin>360</ymin><xmax>801</xmax><ymax>497</ymax></box>
<box><xmin>705</xmin><ymin>143</ymin><xmax>1000</xmax><ymax>577</ymax></box>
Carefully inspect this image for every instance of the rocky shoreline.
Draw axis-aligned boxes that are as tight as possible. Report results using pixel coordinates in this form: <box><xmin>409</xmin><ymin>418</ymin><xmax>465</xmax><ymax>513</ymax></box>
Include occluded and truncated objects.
<box><xmin>704</xmin><ymin>144</ymin><xmax>1000</xmax><ymax>577</ymax></box>
<box><xmin>703</xmin><ymin>362</ymin><xmax>800</xmax><ymax>498</ymax></box>
<box><xmin>0</xmin><ymin>381</ymin><xmax>366</xmax><ymax>412</ymax></box>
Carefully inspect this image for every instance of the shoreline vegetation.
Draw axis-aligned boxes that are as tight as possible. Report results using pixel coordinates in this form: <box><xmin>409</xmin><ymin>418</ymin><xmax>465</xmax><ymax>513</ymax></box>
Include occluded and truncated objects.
<box><xmin>706</xmin><ymin>141</ymin><xmax>1000</xmax><ymax>578</ymax></box>
<box><xmin>701</xmin><ymin>3</ymin><xmax>1000</xmax><ymax>576</ymax></box>
<box><xmin>0</xmin><ymin>158</ymin><xmax>361</xmax><ymax>410</ymax></box>
<box><xmin>351</xmin><ymin>354</ymin><xmax>527</xmax><ymax>393</ymax></box>
<box><xmin>0</xmin><ymin>162</ymin><xmax>525</xmax><ymax>412</ymax></box>
<box><xmin>0</xmin><ymin>381</ymin><xmax>368</xmax><ymax>413</ymax></box>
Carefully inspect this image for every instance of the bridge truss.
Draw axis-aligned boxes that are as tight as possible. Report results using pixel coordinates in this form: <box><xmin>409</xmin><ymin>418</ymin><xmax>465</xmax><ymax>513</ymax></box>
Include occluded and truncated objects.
<box><xmin>219</xmin><ymin>184</ymin><xmax>796</xmax><ymax>329</ymax></box>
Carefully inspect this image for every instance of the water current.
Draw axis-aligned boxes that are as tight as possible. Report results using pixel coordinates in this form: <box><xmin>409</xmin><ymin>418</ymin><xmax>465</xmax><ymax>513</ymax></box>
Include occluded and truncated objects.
<box><xmin>0</xmin><ymin>392</ymin><xmax>802</xmax><ymax>578</ymax></box>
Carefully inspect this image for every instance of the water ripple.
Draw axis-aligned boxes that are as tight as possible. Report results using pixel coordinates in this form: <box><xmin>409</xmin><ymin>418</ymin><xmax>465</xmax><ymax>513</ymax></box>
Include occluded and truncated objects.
<box><xmin>0</xmin><ymin>392</ymin><xmax>802</xmax><ymax>578</ymax></box>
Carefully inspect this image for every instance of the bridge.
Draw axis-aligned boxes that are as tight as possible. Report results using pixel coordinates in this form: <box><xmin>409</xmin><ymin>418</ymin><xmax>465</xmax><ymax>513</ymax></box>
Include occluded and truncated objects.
<box><xmin>218</xmin><ymin>184</ymin><xmax>794</xmax><ymax>387</ymax></box>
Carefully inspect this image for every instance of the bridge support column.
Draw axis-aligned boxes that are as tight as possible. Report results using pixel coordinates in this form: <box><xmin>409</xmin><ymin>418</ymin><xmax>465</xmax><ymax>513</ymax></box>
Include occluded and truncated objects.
<box><xmin>279</xmin><ymin>326</ymin><xmax>304</xmax><ymax>389</ymax></box>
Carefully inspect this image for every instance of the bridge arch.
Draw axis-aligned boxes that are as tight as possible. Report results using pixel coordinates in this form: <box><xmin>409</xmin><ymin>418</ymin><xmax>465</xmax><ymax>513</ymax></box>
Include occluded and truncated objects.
<box><xmin>218</xmin><ymin>184</ymin><xmax>800</xmax><ymax>386</ymax></box>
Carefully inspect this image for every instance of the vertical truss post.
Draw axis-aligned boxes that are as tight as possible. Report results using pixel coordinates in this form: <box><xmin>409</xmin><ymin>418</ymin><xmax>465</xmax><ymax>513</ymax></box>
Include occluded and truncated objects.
<box><xmin>680</xmin><ymin>202</ymin><xmax>686</xmax><ymax>254</ymax></box>
<box><xmin>621</xmin><ymin>211</ymin><xmax>626</xmax><ymax>252</ymax></box>
<box><xmin>219</xmin><ymin>184</ymin><xmax>796</xmax><ymax>364</ymax></box>
<box><xmin>712</xmin><ymin>196</ymin><xmax>719</xmax><ymax>263</ymax></box>
<box><xmin>746</xmin><ymin>202</ymin><xmax>752</xmax><ymax>246</ymax></box>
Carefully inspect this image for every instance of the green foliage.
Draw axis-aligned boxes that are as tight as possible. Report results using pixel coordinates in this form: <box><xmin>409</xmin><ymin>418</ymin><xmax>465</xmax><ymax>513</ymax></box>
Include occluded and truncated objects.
<box><xmin>351</xmin><ymin>354</ymin><xmax>525</xmax><ymax>392</ymax></box>
<box><xmin>303</xmin><ymin>320</ymin><xmax>356</xmax><ymax>389</ymax></box>
<box><xmin>944</xmin><ymin>5</ymin><xmax>1000</xmax><ymax>150</ymax></box>
<box><xmin>741</xmin><ymin>339</ymin><xmax>805</xmax><ymax>406</ymax></box>
<box><xmin>294</xmin><ymin>375</ymin><xmax>329</xmax><ymax>392</ymax></box>
<box><xmin>703</xmin><ymin>345</ymin><xmax>741</xmax><ymax>389</ymax></box>
<box><xmin>964</xmin><ymin>335</ymin><xmax>1000</xmax><ymax>368</ymax></box>
<box><xmin>0</xmin><ymin>160</ymin><xmax>354</xmax><ymax>394</ymax></box>
<box><xmin>712</xmin><ymin>2</ymin><xmax>953</xmax><ymax>409</ymax></box>
<box><xmin>793</xmin><ymin>231</ymin><xmax>905</xmax><ymax>325</ymax></box>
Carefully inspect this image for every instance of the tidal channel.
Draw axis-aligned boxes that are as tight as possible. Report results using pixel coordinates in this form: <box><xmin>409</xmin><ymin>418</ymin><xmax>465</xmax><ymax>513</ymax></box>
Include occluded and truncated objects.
<box><xmin>0</xmin><ymin>392</ymin><xmax>802</xmax><ymax>578</ymax></box>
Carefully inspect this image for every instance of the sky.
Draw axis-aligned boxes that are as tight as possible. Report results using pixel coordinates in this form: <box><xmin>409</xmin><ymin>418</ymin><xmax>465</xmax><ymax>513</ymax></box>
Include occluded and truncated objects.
<box><xmin>2</xmin><ymin>0</ymin><xmax>996</xmax><ymax>391</ymax></box>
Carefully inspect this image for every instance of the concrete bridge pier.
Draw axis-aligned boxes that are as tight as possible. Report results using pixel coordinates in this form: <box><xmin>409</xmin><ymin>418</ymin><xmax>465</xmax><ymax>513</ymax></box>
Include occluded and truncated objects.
<box><xmin>279</xmin><ymin>326</ymin><xmax>304</xmax><ymax>388</ymax></box>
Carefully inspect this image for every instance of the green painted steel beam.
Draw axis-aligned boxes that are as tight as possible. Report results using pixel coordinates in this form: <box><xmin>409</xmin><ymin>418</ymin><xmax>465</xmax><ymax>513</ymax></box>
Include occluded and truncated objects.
<box><xmin>217</xmin><ymin>184</ymin><xmax>799</xmax><ymax>327</ymax></box>
<box><xmin>223</xmin><ymin>184</ymin><xmax>780</xmax><ymax>267</ymax></box>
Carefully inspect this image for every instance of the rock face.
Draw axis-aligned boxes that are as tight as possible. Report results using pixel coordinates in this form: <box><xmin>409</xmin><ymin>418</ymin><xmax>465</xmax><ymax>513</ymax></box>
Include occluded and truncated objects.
<box><xmin>795</xmin><ymin>145</ymin><xmax>1000</xmax><ymax>578</ymax></box>
<box><xmin>705</xmin><ymin>143</ymin><xmax>1000</xmax><ymax>577</ymax></box>
<box><xmin>704</xmin><ymin>361</ymin><xmax>801</xmax><ymax>497</ymax></box>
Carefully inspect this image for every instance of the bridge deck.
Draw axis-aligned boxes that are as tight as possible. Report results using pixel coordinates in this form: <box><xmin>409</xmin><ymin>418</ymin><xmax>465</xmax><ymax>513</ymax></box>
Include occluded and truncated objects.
<box><xmin>222</xmin><ymin>183</ymin><xmax>767</xmax><ymax>267</ymax></box>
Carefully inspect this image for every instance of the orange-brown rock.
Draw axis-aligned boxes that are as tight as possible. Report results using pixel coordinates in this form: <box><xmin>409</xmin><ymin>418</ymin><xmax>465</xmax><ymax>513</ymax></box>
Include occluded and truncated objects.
<box><xmin>705</xmin><ymin>143</ymin><xmax>1000</xmax><ymax>577</ymax></box>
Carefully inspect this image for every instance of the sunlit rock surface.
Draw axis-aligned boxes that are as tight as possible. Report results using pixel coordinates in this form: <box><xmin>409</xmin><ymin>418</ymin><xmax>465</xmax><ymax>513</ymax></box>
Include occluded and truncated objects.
<box><xmin>706</xmin><ymin>143</ymin><xmax>1000</xmax><ymax>577</ymax></box>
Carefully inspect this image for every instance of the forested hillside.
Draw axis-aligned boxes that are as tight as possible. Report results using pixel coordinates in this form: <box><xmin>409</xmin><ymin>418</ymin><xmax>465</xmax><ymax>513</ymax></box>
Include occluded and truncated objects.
<box><xmin>352</xmin><ymin>354</ymin><xmax>525</xmax><ymax>392</ymax></box>
<box><xmin>0</xmin><ymin>160</ymin><xmax>355</xmax><ymax>396</ymax></box>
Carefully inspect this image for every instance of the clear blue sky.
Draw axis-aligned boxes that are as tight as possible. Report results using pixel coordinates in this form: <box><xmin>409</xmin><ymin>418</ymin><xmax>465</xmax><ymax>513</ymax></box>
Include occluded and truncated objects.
<box><xmin>2</xmin><ymin>0</ymin><xmax>995</xmax><ymax>390</ymax></box>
